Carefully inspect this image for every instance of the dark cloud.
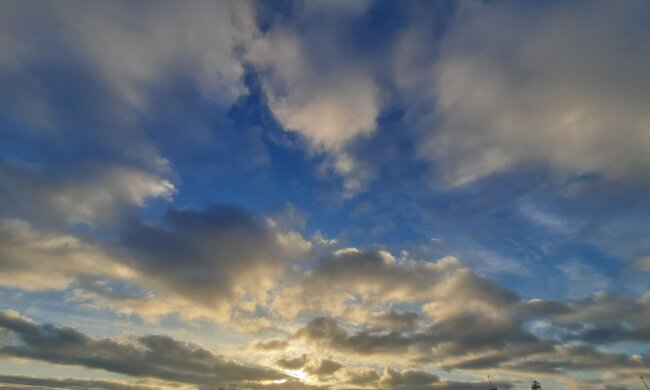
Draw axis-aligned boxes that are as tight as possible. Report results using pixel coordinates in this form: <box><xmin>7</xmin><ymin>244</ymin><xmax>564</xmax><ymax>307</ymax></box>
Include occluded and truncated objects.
<box><xmin>380</xmin><ymin>368</ymin><xmax>439</xmax><ymax>388</ymax></box>
<box><xmin>504</xmin><ymin>344</ymin><xmax>650</xmax><ymax>374</ymax></box>
<box><xmin>120</xmin><ymin>206</ymin><xmax>286</xmax><ymax>315</ymax></box>
<box><xmin>0</xmin><ymin>375</ymin><xmax>159</xmax><ymax>390</ymax></box>
<box><xmin>370</xmin><ymin>311</ymin><xmax>420</xmax><ymax>331</ymax></box>
<box><xmin>254</xmin><ymin>338</ymin><xmax>290</xmax><ymax>351</ymax></box>
<box><xmin>305</xmin><ymin>358</ymin><xmax>343</xmax><ymax>379</ymax></box>
<box><xmin>277</xmin><ymin>353</ymin><xmax>308</xmax><ymax>370</ymax></box>
<box><xmin>0</xmin><ymin>311</ymin><xmax>287</xmax><ymax>387</ymax></box>
<box><xmin>341</xmin><ymin>367</ymin><xmax>380</xmax><ymax>386</ymax></box>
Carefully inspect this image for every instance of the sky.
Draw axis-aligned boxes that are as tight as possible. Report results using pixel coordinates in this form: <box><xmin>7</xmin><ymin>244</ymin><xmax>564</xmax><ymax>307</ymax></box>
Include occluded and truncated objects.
<box><xmin>0</xmin><ymin>1</ymin><xmax>649</xmax><ymax>389</ymax></box>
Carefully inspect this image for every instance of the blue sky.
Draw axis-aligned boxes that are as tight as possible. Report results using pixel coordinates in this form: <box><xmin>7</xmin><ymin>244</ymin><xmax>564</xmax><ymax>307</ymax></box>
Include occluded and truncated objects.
<box><xmin>1</xmin><ymin>1</ymin><xmax>650</xmax><ymax>389</ymax></box>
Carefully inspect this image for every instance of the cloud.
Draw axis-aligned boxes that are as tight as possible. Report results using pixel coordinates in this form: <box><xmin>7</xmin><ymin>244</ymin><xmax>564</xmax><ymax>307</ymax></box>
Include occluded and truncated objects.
<box><xmin>0</xmin><ymin>374</ymin><xmax>173</xmax><ymax>390</ymax></box>
<box><xmin>295</xmin><ymin>316</ymin><xmax>412</xmax><ymax>356</ymax></box>
<box><xmin>0</xmin><ymin>161</ymin><xmax>175</xmax><ymax>225</ymax></box>
<box><xmin>253</xmin><ymin>339</ymin><xmax>289</xmax><ymax>352</ymax></box>
<box><xmin>119</xmin><ymin>206</ymin><xmax>298</xmax><ymax>318</ymax></box>
<box><xmin>0</xmin><ymin>0</ymin><xmax>255</xmax><ymax>225</ymax></box>
<box><xmin>305</xmin><ymin>358</ymin><xmax>344</xmax><ymax>379</ymax></box>
<box><xmin>265</xmin><ymin>247</ymin><xmax>650</xmax><ymax>379</ymax></box>
<box><xmin>0</xmin><ymin>0</ymin><xmax>251</xmax><ymax>111</ymax></box>
<box><xmin>631</xmin><ymin>256</ymin><xmax>650</xmax><ymax>272</ymax></box>
<box><xmin>0</xmin><ymin>203</ymin><xmax>313</xmax><ymax>323</ymax></box>
<box><xmin>0</xmin><ymin>311</ymin><xmax>287</xmax><ymax>387</ymax></box>
<box><xmin>272</xmin><ymin>249</ymin><xmax>516</xmax><ymax>321</ymax></box>
<box><xmin>380</xmin><ymin>367</ymin><xmax>439</xmax><ymax>389</ymax></box>
<box><xmin>0</xmin><ymin>218</ymin><xmax>132</xmax><ymax>291</ymax></box>
<box><xmin>341</xmin><ymin>367</ymin><xmax>380</xmax><ymax>386</ymax></box>
<box><xmin>416</xmin><ymin>1</ymin><xmax>650</xmax><ymax>185</ymax></box>
<box><xmin>276</xmin><ymin>354</ymin><xmax>308</xmax><ymax>370</ymax></box>
<box><xmin>246</xmin><ymin>10</ymin><xmax>382</xmax><ymax>195</ymax></box>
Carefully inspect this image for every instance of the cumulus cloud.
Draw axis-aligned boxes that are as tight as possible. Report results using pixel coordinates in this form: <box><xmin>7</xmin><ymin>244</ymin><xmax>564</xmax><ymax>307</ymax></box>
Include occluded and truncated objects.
<box><xmin>0</xmin><ymin>311</ymin><xmax>287</xmax><ymax>387</ymax></box>
<box><xmin>120</xmin><ymin>206</ymin><xmax>301</xmax><ymax>318</ymax></box>
<box><xmin>0</xmin><ymin>203</ymin><xmax>314</xmax><ymax>323</ymax></box>
<box><xmin>417</xmin><ymin>1</ymin><xmax>650</xmax><ymax>185</ymax></box>
<box><xmin>260</xmin><ymin>247</ymin><xmax>650</xmax><ymax>380</ymax></box>
<box><xmin>247</xmin><ymin>21</ymin><xmax>379</xmax><ymax>153</ymax></box>
<box><xmin>272</xmin><ymin>249</ymin><xmax>515</xmax><ymax>321</ymax></box>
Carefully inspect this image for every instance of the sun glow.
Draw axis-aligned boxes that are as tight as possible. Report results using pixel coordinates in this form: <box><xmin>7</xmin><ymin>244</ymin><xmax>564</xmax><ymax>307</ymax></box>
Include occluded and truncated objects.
<box><xmin>284</xmin><ymin>369</ymin><xmax>309</xmax><ymax>381</ymax></box>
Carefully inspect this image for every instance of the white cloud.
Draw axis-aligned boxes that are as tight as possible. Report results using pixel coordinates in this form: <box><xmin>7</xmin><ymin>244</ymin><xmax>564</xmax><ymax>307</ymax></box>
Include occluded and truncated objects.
<box><xmin>247</xmin><ymin>22</ymin><xmax>381</xmax><ymax>195</ymax></box>
<box><xmin>248</xmin><ymin>25</ymin><xmax>380</xmax><ymax>152</ymax></box>
<box><xmin>417</xmin><ymin>2</ymin><xmax>650</xmax><ymax>185</ymax></box>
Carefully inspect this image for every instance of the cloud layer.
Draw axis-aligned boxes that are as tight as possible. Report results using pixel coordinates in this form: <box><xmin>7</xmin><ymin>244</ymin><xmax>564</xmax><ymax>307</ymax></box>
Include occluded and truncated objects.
<box><xmin>0</xmin><ymin>1</ymin><xmax>649</xmax><ymax>389</ymax></box>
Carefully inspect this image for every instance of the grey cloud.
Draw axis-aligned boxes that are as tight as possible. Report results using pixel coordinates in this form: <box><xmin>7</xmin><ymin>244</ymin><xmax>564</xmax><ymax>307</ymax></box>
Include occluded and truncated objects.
<box><xmin>120</xmin><ymin>206</ymin><xmax>287</xmax><ymax>316</ymax></box>
<box><xmin>254</xmin><ymin>338</ymin><xmax>290</xmax><ymax>351</ymax></box>
<box><xmin>0</xmin><ymin>311</ymin><xmax>287</xmax><ymax>387</ymax></box>
<box><xmin>380</xmin><ymin>368</ymin><xmax>439</xmax><ymax>388</ymax></box>
<box><xmin>0</xmin><ymin>0</ymin><xmax>250</xmax><ymax>104</ymax></box>
<box><xmin>369</xmin><ymin>311</ymin><xmax>420</xmax><ymax>331</ymax></box>
<box><xmin>273</xmin><ymin>249</ymin><xmax>523</xmax><ymax>358</ymax></box>
<box><xmin>0</xmin><ymin>374</ymin><xmax>161</xmax><ymax>390</ymax></box>
<box><xmin>380</xmin><ymin>368</ymin><xmax>515</xmax><ymax>390</ymax></box>
<box><xmin>430</xmin><ymin>381</ymin><xmax>514</xmax><ymax>390</ymax></box>
<box><xmin>276</xmin><ymin>354</ymin><xmax>308</xmax><ymax>370</ymax></box>
<box><xmin>305</xmin><ymin>358</ymin><xmax>343</xmax><ymax>379</ymax></box>
<box><xmin>518</xmin><ymin>292</ymin><xmax>650</xmax><ymax>345</ymax></box>
<box><xmin>279</xmin><ymin>247</ymin><xmax>650</xmax><ymax>376</ymax></box>
<box><xmin>295</xmin><ymin>317</ymin><xmax>411</xmax><ymax>356</ymax></box>
<box><xmin>0</xmin><ymin>161</ymin><xmax>174</xmax><ymax>225</ymax></box>
<box><xmin>504</xmin><ymin>344</ymin><xmax>649</xmax><ymax>374</ymax></box>
<box><xmin>341</xmin><ymin>367</ymin><xmax>380</xmax><ymax>386</ymax></box>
